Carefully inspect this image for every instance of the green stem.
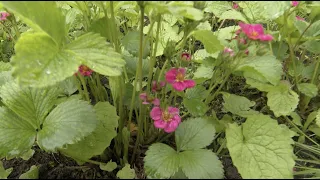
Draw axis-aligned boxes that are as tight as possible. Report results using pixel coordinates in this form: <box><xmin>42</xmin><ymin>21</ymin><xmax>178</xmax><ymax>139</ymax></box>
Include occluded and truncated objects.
<box><xmin>311</xmin><ymin>56</ymin><xmax>320</xmax><ymax>84</ymax></box>
<box><xmin>293</xmin><ymin>22</ymin><xmax>313</xmax><ymax>50</ymax></box>
<box><xmin>130</xmin><ymin>4</ymin><xmax>145</xmax><ymax>164</ymax></box>
<box><xmin>158</xmin><ymin>133</ymin><xmax>173</xmax><ymax>143</ymax></box>
<box><xmin>284</xmin><ymin>117</ymin><xmax>320</xmax><ymax>147</ymax></box>
<box><xmin>78</xmin><ymin>73</ymin><xmax>90</xmax><ymax>101</ymax></box>
<box><xmin>147</xmin><ymin>15</ymin><xmax>162</xmax><ymax>92</ymax></box>
<box><xmin>10</xmin><ymin>14</ymin><xmax>20</xmax><ymax>39</ymax></box>
<box><xmin>288</xmin><ymin>37</ymin><xmax>299</xmax><ymax>86</ymax></box>
<box><xmin>295</xmin><ymin>158</ymin><xmax>320</xmax><ymax>165</ymax></box>
<box><xmin>157</xmin><ymin>58</ymin><xmax>169</xmax><ymax>82</ymax></box>
<box><xmin>216</xmin><ymin>139</ymin><xmax>226</xmax><ymax>155</ymax></box>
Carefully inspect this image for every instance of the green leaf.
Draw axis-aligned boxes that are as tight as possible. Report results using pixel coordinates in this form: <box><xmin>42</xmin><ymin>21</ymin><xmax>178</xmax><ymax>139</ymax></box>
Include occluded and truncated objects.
<box><xmin>244</xmin><ymin>72</ymin><xmax>274</xmax><ymax>92</ymax></box>
<box><xmin>0</xmin><ymin>161</ymin><xmax>12</xmax><ymax>179</ymax></box>
<box><xmin>2</xmin><ymin>2</ymin><xmax>66</xmax><ymax>45</ymax></box>
<box><xmin>11</xmin><ymin>32</ymin><xmax>79</xmax><ymax>87</ymax></box>
<box><xmin>267</xmin><ymin>82</ymin><xmax>299</xmax><ymax>117</ymax></box>
<box><xmin>222</xmin><ymin>92</ymin><xmax>259</xmax><ymax>117</ymax></box>
<box><xmin>66</xmin><ymin>32</ymin><xmax>126</xmax><ymax>77</ymax></box>
<box><xmin>226</xmin><ymin>114</ymin><xmax>295</xmax><ymax>178</ymax></box>
<box><xmin>298</xmin><ymin>83</ymin><xmax>318</xmax><ymax>98</ymax></box>
<box><xmin>59</xmin><ymin>102</ymin><xmax>118</xmax><ymax>163</ymax></box>
<box><xmin>193</xmin><ymin>30</ymin><xmax>224</xmax><ymax>54</ymax></box>
<box><xmin>183</xmin><ymin>98</ymin><xmax>209</xmax><ymax>117</ymax></box>
<box><xmin>0</xmin><ymin>107</ymin><xmax>36</xmax><ymax>158</ymax></box>
<box><xmin>301</xmin><ymin>40</ymin><xmax>320</xmax><ymax>54</ymax></box>
<box><xmin>89</xmin><ymin>17</ymin><xmax>110</xmax><ymax>40</ymax></box>
<box><xmin>316</xmin><ymin>109</ymin><xmax>320</xmax><ymax>127</ymax></box>
<box><xmin>204</xmin><ymin>1</ymin><xmax>232</xmax><ymax>16</ymax></box>
<box><xmin>185</xmin><ymin>85</ymin><xmax>208</xmax><ymax>100</ymax></box>
<box><xmin>0</xmin><ymin>82</ymin><xmax>59</xmax><ymax>129</ymax></box>
<box><xmin>239</xmin><ymin>1</ymin><xmax>291</xmax><ymax>23</ymax></box>
<box><xmin>236</xmin><ymin>55</ymin><xmax>283</xmax><ymax>85</ymax></box>
<box><xmin>121</xmin><ymin>31</ymin><xmax>150</xmax><ymax>58</ymax></box>
<box><xmin>179</xmin><ymin>149</ymin><xmax>224</xmax><ymax>179</ymax></box>
<box><xmin>295</xmin><ymin>20</ymin><xmax>320</xmax><ymax>37</ymax></box>
<box><xmin>37</xmin><ymin>99</ymin><xmax>98</xmax><ymax>151</ymax></box>
<box><xmin>0</xmin><ymin>61</ymin><xmax>12</xmax><ymax>72</ymax></box>
<box><xmin>144</xmin><ymin>143</ymin><xmax>179</xmax><ymax>179</ymax></box>
<box><xmin>100</xmin><ymin>161</ymin><xmax>117</xmax><ymax>172</ymax></box>
<box><xmin>117</xmin><ymin>163</ymin><xmax>136</xmax><ymax>179</ymax></box>
<box><xmin>219</xmin><ymin>10</ymin><xmax>248</xmax><ymax>23</ymax></box>
<box><xmin>196</xmin><ymin>21</ymin><xmax>212</xmax><ymax>31</ymax></box>
<box><xmin>19</xmin><ymin>165</ymin><xmax>38</xmax><ymax>179</ymax></box>
<box><xmin>58</xmin><ymin>76</ymin><xmax>78</xmax><ymax>96</ymax></box>
<box><xmin>193</xmin><ymin>65</ymin><xmax>213</xmax><ymax>80</ymax></box>
<box><xmin>290</xmin><ymin>112</ymin><xmax>302</xmax><ymax>127</ymax></box>
<box><xmin>175</xmin><ymin>117</ymin><xmax>216</xmax><ymax>151</ymax></box>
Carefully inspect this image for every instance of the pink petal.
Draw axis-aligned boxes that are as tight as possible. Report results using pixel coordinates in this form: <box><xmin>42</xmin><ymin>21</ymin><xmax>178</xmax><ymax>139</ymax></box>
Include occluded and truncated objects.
<box><xmin>172</xmin><ymin>115</ymin><xmax>181</xmax><ymax>124</ymax></box>
<box><xmin>292</xmin><ymin>1</ymin><xmax>299</xmax><ymax>6</ymax></box>
<box><xmin>172</xmin><ymin>81</ymin><xmax>187</xmax><ymax>91</ymax></box>
<box><xmin>296</xmin><ymin>16</ymin><xmax>305</xmax><ymax>21</ymax></box>
<box><xmin>153</xmin><ymin>98</ymin><xmax>160</xmax><ymax>106</ymax></box>
<box><xmin>165</xmin><ymin>68</ymin><xmax>178</xmax><ymax>83</ymax></box>
<box><xmin>150</xmin><ymin>107</ymin><xmax>162</xmax><ymax>121</ymax></box>
<box><xmin>160</xmin><ymin>81</ymin><xmax>166</xmax><ymax>87</ymax></box>
<box><xmin>142</xmin><ymin>101</ymin><xmax>150</xmax><ymax>105</ymax></box>
<box><xmin>139</xmin><ymin>93</ymin><xmax>147</xmax><ymax>100</ymax></box>
<box><xmin>251</xmin><ymin>24</ymin><xmax>264</xmax><ymax>35</ymax></box>
<box><xmin>259</xmin><ymin>34</ymin><xmax>273</xmax><ymax>41</ymax></box>
<box><xmin>177</xmin><ymin>68</ymin><xmax>186</xmax><ymax>76</ymax></box>
<box><xmin>168</xmin><ymin>107</ymin><xmax>179</xmax><ymax>115</ymax></box>
<box><xmin>164</xmin><ymin>121</ymin><xmax>179</xmax><ymax>133</ymax></box>
<box><xmin>232</xmin><ymin>3</ymin><xmax>239</xmax><ymax>9</ymax></box>
<box><xmin>184</xmin><ymin>80</ymin><xmax>196</xmax><ymax>89</ymax></box>
<box><xmin>154</xmin><ymin>120</ymin><xmax>167</xmax><ymax>129</ymax></box>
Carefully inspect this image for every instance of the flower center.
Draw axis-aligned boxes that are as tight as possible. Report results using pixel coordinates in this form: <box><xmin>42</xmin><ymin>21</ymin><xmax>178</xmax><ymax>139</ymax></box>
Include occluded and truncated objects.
<box><xmin>162</xmin><ymin>111</ymin><xmax>172</xmax><ymax>122</ymax></box>
<box><xmin>251</xmin><ymin>31</ymin><xmax>258</xmax><ymax>37</ymax></box>
<box><xmin>176</xmin><ymin>72</ymin><xmax>185</xmax><ymax>82</ymax></box>
<box><xmin>82</xmin><ymin>66</ymin><xmax>90</xmax><ymax>71</ymax></box>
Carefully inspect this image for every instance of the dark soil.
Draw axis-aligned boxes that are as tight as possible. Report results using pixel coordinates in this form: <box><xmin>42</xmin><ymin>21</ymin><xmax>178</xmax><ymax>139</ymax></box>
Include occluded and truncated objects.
<box><xmin>1</xmin><ymin>147</ymin><xmax>242</xmax><ymax>179</ymax></box>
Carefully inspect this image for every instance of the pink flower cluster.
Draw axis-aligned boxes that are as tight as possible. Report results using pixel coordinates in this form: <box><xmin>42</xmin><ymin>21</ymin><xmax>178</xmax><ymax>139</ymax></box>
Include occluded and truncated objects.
<box><xmin>0</xmin><ymin>12</ymin><xmax>9</xmax><ymax>21</ymax></box>
<box><xmin>165</xmin><ymin>68</ymin><xmax>195</xmax><ymax>91</ymax></box>
<box><xmin>292</xmin><ymin>1</ymin><xmax>299</xmax><ymax>7</ymax></box>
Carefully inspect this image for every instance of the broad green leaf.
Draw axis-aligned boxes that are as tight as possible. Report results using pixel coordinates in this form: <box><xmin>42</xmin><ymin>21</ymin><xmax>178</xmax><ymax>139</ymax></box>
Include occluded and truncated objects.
<box><xmin>0</xmin><ymin>61</ymin><xmax>11</xmax><ymax>71</ymax></box>
<box><xmin>290</xmin><ymin>112</ymin><xmax>302</xmax><ymax>127</ymax></box>
<box><xmin>20</xmin><ymin>149</ymin><xmax>35</xmax><ymax>161</ymax></box>
<box><xmin>121</xmin><ymin>31</ymin><xmax>150</xmax><ymax>58</ymax></box>
<box><xmin>58</xmin><ymin>76</ymin><xmax>78</xmax><ymax>96</ymax></box>
<box><xmin>193</xmin><ymin>65</ymin><xmax>213</xmax><ymax>80</ymax></box>
<box><xmin>37</xmin><ymin>99</ymin><xmax>98</xmax><ymax>151</ymax></box>
<box><xmin>0</xmin><ymin>107</ymin><xmax>36</xmax><ymax>158</ymax></box>
<box><xmin>236</xmin><ymin>55</ymin><xmax>283</xmax><ymax>85</ymax></box>
<box><xmin>19</xmin><ymin>165</ymin><xmax>38</xmax><ymax>179</ymax></box>
<box><xmin>100</xmin><ymin>161</ymin><xmax>117</xmax><ymax>172</ymax></box>
<box><xmin>267</xmin><ymin>82</ymin><xmax>299</xmax><ymax>117</ymax></box>
<box><xmin>11</xmin><ymin>32</ymin><xmax>79</xmax><ymax>87</ymax></box>
<box><xmin>298</xmin><ymin>83</ymin><xmax>318</xmax><ymax>98</ymax></box>
<box><xmin>185</xmin><ymin>85</ymin><xmax>208</xmax><ymax>100</ymax></box>
<box><xmin>193</xmin><ymin>49</ymin><xmax>218</xmax><ymax>63</ymax></box>
<box><xmin>0</xmin><ymin>72</ymin><xmax>12</xmax><ymax>88</ymax></box>
<box><xmin>215</xmin><ymin>26</ymin><xmax>239</xmax><ymax>46</ymax></box>
<box><xmin>301</xmin><ymin>40</ymin><xmax>320</xmax><ymax>54</ymax></box>
<box><xmin>244</xmin><ymin>71</ymin><xmax>274</xmax><ymax>92</ymax></box>
<box><xmin>196</xmin><ymin>21</ymin><xmax>212</xmax><ymax>31</ymax></box>
<box><xmin>144</xmin><ymin>143</ymin><xmax>179</xmax><ymax>179</ymax></box>
<box><xmin>183</xmin><ymin>98</ymin><xmax>209</xmax><ymax>117</ymax></box>
<box><xmin>193</xmin><ymin>30</ymin><xmax>224</xmax><ymax>54</ymax></box>
<box><xmin>226</xmin><ymin>114</ymin><xmax>295</xmax><ymax>178</ymax></box>
<box><xmin>0</xmin><ymin>161</ymin><xmax>12</xmax><ymax>179</ymax></box>
<box><xmin>295</xmin><ymin>20</ymin><xmax>320</xmax><ymax>37</ymax></box>
<box><xmin>204</xmin><ymin>1</ymin><xmax>232</xmax><ymax>16</ymax></box>
<box><xmin>66</xmin><ymin>32</ymin><xmax>126</xmax><ymax>77</ymax></box>
<box><xmin>175</xmin><ymin>117</ymin><xmax>216</xmax><ymax>151</ymax></box>
<box><xmin>123</xmin><ymin>52</ymin><xmax>149</xmax><ymax>78</ymax></box>
<box><xmin>239</xmin><ymin>1</ymin><xmax>291</xmax><ymax>23</ymax></box>
<box><xmin>179</xmin><ymin>150</ymin><xmax>224</xmax><ymax>179</ymax></box>
<box><xmin>117</xmin><ymin>163</ymin><xmax>136</xmax><ymax>179</ymax></box>
<box><xmin>219</xmin><ymin>10</ymin><xmax>248</xmax><ymax>23</ymax></box>
<box><xmin>2</xmin><ymin>2</ymin><xmax>66</xmax><ymax>45</ymax></box>
<box><xmin>0</xmin><ymin>82</ymin><xmax>59</xmax><ymax>129</ymax></box>
<box><xmin>89</xmin><ymin>17</ymin><xmax>110</xmax><ymax>40</ymax></box>
<box><xmin>222</xmin><ymin>92</ymin><xmax>259</xmax><ymax>117</ymax></box>
<box><xmin>59</xmin><ymin>102</ymin><xmax>118</xmax><ymax>163</ymax></box>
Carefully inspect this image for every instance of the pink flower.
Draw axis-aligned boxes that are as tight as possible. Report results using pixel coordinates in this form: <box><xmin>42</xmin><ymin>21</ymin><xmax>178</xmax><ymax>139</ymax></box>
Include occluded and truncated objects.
<box><xmin>224</xmin><ymin>47</ymin><xmax>235</xmax><ymax>57</ymax></box>
<box><xmin>292</xmin><ymin>1</ymin><xmax>299</xmax><ymax>6</ymax></box>
<box><xmin>150</xmin><ymin>106</ymin><xmax>181</xmax><ymax>133</ymax></box>
<box><xmin>139</xmin><ymin>93</ymin><xmax>160</xmax><ymax>106</ymax></box>
<box><xmin>181</xmin><ymin>52</ymin><xmax>191</xmax><ymax>61</ymax></box>
<box><xmin>296</xmin><ymin>16</ymin><xmax>305</xmax><ymax>21</ymax></box>
<box><xmin>0</xmin><ymin>12</ymin><xmax>9</xmax><ymax>21</ymax></box>
<box><xmin>232</xmin><ymin>2</ymin><xmax>239</xmax><ymax>9</ymax></box>
<box><xmin>76</xmin><ymin>65</ymin><xmax>93</xmax><ymax>76</ymax></box>
<box><xmin>165</xmin><ymin>68</ymin><xmax>196</xmax><ymax>91</ymax></box>
<box><xmin>152</xmin><ymin>81</ymin><xmax>166</xmax><ymax>92</ymax></box>
<box><xmin>238</xmin><ymin>22</ymin><xmax>273</xmax><ymax>42</ymax></box>
<box><xmin>238</xmin><ymin>38</ymin><xmax>247</xmax><ymax>45</ymax></box>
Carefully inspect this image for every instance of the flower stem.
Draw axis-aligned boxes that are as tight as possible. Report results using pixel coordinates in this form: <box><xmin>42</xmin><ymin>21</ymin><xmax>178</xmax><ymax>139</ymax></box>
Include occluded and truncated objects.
<box><xmin>78</xmin><ymin>73</ymin><xmax>90</xmax><ymax>101</ymax></box>
<box><xmin>130</xmin><ymin>3</ymin><xmax>145</xmax><ymax>164</ymax></box>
